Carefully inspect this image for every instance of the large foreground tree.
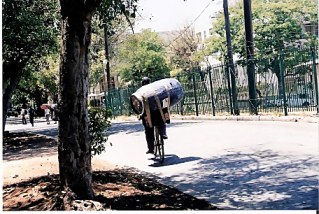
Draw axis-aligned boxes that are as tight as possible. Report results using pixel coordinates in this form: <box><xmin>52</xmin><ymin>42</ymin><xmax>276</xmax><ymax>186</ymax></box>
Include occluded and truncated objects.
<box><xmin>58</xmin><ymin>0</ymin><xmax>138</xmax><ymax>199</ymax></box>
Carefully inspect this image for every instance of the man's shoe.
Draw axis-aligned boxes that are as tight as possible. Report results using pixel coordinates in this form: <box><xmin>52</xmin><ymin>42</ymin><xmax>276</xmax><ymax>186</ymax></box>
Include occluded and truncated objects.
<box><xmin>146</xmin><ymin>150</ymin><xmax>154</xmax><ymax>154</ymax></box>
<box><xmin>162</xmin><ymin>134</ymin><xmax>168</xmax><ymax>139</ymax></box>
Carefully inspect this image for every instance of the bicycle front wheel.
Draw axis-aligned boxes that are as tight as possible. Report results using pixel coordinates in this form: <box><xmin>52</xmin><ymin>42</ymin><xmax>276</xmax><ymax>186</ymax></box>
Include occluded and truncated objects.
<box><xmin>158</xmin><ymin>136</ymin><xmax>164</xmax><ymax>163</ymax></box>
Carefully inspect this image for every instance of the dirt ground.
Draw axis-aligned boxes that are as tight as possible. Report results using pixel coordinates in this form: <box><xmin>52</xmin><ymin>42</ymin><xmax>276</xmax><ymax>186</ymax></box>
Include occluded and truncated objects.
<box><xmin>2</xmin><ymin>132</ymin><xmax>218</xmax><ymax>211</ymax></box>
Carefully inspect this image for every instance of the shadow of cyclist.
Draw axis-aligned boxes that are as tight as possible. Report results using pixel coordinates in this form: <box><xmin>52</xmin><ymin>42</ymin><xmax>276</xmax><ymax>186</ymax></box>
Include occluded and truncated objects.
<box><xmin>148</xmin><ymin>155</ymin><xmax>201</xmax><ymax>167</ymax></box>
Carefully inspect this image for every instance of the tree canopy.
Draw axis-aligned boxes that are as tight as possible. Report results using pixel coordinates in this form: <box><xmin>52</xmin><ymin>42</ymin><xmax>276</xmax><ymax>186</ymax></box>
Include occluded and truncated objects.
<box><xmin>2</xmin><ymin>0</ymin><xmax>60</xmax><ymax>71</ymax></box>
<box><xmin>206</xmin><ymin>0</ymin><xmax>318</xmax><ymax>63</ymax></box>
<box><xmin>115</xmin><ymin>29</ymin><xmax>170</xmax><ymax>85</ymax></box>
<box><xmin>89</xmin><ymin>16</ymin><xmax>134</xmax><ymax>89</ymax></box>
<box><xmin>2</xmin><ymin>0</ymin><xmax>60</xmax><ymax>128</ymax></box>
<box><xmin>12</xmin><ymin>54</ymin><xmax>60</xmax><ymax>110</ymax></box>
<box><xmin>168</xmin><ymin>27</ymin><xmax>201</xmax><ymax>76</ymax></box>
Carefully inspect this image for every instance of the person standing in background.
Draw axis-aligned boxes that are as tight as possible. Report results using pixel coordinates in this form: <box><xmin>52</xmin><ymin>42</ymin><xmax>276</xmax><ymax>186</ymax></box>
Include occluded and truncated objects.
<box><xmin>28</xmin><ymin>105</ymin><xmax>35</xmax><ymax>127</ymax></box>
<box><xmin>21</xmin><ymin>108</ymin><xmax>27</xmax><ymax>124</ymax></box>
<box><xmin>45</xmin><ymin>107</ymin><xmax>50</xmax><ymax>125</ymax></box>
<box><xmin>21</xmin><ymin>103</ymin><xmax>27</xmax><ymax>124</ymax></box>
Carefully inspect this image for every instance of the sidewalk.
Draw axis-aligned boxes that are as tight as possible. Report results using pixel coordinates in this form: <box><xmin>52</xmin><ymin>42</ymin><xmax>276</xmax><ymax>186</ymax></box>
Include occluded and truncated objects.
<box><xmin>3</xmin><ymin>155</ymin><xmax>116</xmax><ymax>186</ymax></box>
<box><xmin>3</xmin><ymin>123</ymin><xmax>117</xmax><ymax>186</ymax></box>
<box><xmin>112</xmin><ymin>113</ymin><xmax>319</xmax><ymax>123</ymax></box>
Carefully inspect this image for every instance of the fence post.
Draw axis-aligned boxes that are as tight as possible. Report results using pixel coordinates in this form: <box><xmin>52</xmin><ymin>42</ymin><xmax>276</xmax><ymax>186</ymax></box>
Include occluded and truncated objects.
<box><xmin>225</xmin><ymin>64</ymin><xmax>233</xmax><ymax>114</ymax></box>
<box><xmin>279</xmin><ymin>51</ymin><xmax>288</xmax><ymax>116</ymax></box>
<box><xmin>177</xmin><ymin>75</ymin><xmax>184</xmax><ymax>115</ymax></box>
<box><xmin>118</xmin><ymin>88</ymin><xmax>123</xmax><ymax>115</ymax></box>
<box><xmin>110</xmin><ymin>91</ymin><xmax>115</xmax><ymax>119</ymax></box>
<box><xmin>311</xmin><ymin>48</ymin><xmax>319</xmax><ymax>114</ymax></box>
<box><xmin>104</xmin><ymin>91</ymin><xmax>108</xmax><ymax>109</ymax></box>
<box><xmin>192</xmin><ymin>73</ymin><xmax>199</xmax><ymax>116</ymax></box>
<box><xmin>208</xmin><ymin>68</ymin><xmax>216</xmax><ymax>116</ymax></box>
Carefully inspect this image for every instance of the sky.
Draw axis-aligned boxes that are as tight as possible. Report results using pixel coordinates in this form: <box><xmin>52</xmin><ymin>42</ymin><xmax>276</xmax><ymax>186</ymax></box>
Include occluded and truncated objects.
<box><xmin>134</xmin><ymin>0</ymin><xmax>225</xmax><ymax>33</ymax></box>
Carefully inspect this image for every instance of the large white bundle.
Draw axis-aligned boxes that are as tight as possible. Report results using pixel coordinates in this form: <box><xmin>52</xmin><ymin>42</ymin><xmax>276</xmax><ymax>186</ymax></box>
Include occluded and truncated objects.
<box><xmin>130</xmin><ymin>78</ymin><xmax>184</xmax><ymax>115</ymax></box>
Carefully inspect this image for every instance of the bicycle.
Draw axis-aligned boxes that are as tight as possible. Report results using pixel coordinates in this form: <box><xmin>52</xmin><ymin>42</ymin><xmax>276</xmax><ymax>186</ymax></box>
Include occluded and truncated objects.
<box><xmin>153</xmin><ymin>126</ymin><xmax>165</xmax><ymax>163</ymax></box>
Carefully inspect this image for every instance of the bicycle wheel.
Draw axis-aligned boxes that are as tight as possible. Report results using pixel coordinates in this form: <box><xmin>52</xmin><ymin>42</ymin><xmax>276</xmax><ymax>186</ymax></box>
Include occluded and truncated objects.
<box><xmin>154</xmin><ymin>127</ymin><xmax>159</xmax><ymax>156</ymax></box>
<box><xmin>154</xmin><ymin>127</ymin><xmax>164</xmax><ymax>163</ymax></box>
<box><xmin>158</xmin><ymin>135</ymin><xmax>164</xmax><ymax>163</ymax></box>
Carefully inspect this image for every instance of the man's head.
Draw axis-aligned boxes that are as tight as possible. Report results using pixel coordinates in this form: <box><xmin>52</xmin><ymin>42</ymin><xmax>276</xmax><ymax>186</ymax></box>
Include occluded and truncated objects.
<box><xmin>141</xmin><ymin>77</ymin><xmax>151</xmax><ymax>86</ymax></box>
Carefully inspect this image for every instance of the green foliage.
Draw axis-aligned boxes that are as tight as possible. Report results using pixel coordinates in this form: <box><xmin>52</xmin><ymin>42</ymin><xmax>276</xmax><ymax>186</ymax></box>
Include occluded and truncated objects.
<box><xmin>2</xmin><ymin>0</ymin><xmax>60</xmax><ymax>120</ymax></box>
<box><xmin>89</xmin><ymin>25</ymin><xmax>106</xmax><ymax>88</ymax></box>
<box><xmin>115</xmin><ymin>29</ymin><xmax>170</xmax><ymax>85</ymax></box>
<box><xmin>91</xmin><ymin>0</ymin><xmax>139</xmax><ymax>89</ymax></box>
<box><xmin>89</xmin><ymin>16</ymin><xmax>135</xmax><ymax>89</ymax></box>
<box><xmin>170</xmin><ymin>68</ymin><xmax>184</xmax><ymax>77</ymax></box>
<box><xmin>206</xmin><ymin>0</ymin><xmax>318</xmax><ymax>65</ymax></box>
<box><xmin>2</xmin><ymin>0</ymin><xmax>60</xmax><ymax>73</ymax></box>
<box><xmin>36</xmin><ymin>55</ymin><xmax>60</xmax><ymax>97</ymax></box>
<box><xmin>95</xmin><ymin>0</ymin><xmax>138</xmax><ymax>26</ymax></box>
<box><xmin>88</xmin><ymin>107</ymin><xmax>112</xmax><ymax>156</ymax></box>
<box><xmin>11</xmin><ymin>54</ymin><xmax>60</xmax><ymax>109</ymax></box>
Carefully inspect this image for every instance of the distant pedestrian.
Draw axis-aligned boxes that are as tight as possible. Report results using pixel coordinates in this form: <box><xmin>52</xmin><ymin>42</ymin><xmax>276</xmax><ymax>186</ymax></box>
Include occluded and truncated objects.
<box><xmin>51</xmin><ymin>104</ymin><xmax>59</xmax><ymax>124</ymax></box>
<box><xmin>45</xmin><ymin>108</ymin><xmax>50</xmax><ymax>124</ymax></box>
<box><xmin>21</xmin><ymin>108</ymin><xmax>27</xmax><ymax>124</ymax></box>
<box><xmin>28</xmin><ymin>106</ymin><xmax>35</xmax><ymax>127</ymax></box>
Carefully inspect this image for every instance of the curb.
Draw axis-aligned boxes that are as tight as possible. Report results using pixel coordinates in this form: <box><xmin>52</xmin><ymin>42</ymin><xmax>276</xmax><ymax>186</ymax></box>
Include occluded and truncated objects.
<box><xmin>171</xmin><ymin>115</ymin><xmax>319</xmax><ymax>123</ymax></box>
<box><xmin>112</xmin><ymin>115</ymin><xmax>318</xmax><ymax>123</ymax></box>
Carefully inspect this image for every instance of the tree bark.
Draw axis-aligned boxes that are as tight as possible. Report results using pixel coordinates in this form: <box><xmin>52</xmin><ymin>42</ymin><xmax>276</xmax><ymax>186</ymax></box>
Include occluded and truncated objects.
<box><xmin>58</xmin><ymin>0</ymin><xmax>100</xmax><ymax>199</ymax></box>
<box><xmin>243</xmin><ymin>0</ymin><xmax>258</xmax><ymax>115</ymax></box>
<box><xmin>272</xmin><ymin>57</ymin><xmax>285</xmax><ymax>98</ymax></box>
<box><xmin>2</xmin><ymin>63</ymin><xmax>23</xmax><ymax>133</ymax></box>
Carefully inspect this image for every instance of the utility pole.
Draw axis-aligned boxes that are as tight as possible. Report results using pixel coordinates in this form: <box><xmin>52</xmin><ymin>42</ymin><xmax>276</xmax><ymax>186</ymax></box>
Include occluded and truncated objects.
<box><xmin>223</xmin><ymin>0</ymin><xmax>239</xmax><ymax>115</ymax></box>
<box><xmin>104</xmin><ymin>22</ymin><xmax>111</xmax><ymax>90</ymax></box>
<box><xmin>243</xmin><ymin>0</ymin><xmax>257</xmax><ymax>115</ymax></box>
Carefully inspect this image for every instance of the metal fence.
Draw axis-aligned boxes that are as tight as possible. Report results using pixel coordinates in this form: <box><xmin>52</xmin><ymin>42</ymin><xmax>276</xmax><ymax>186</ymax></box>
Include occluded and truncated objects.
<box><xmin>103</xmin><ymin>48</ymin><xmax>318</xmax><ymax>117</ymax></box>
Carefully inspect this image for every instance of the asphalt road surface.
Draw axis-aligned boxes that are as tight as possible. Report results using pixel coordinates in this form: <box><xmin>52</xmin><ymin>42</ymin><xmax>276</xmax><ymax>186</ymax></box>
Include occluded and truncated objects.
<box><xmin>5</xmin><ymin>116</ymin><xmax>318</xmax><ymax>210</ymax></box>
<box><xmin>5</xmin><ymin>117</ymin><xmax>58</xmax><ymax>139</ymax></box>
<box><xmin>98</xmin><ymin>119</ymin><xmax>318</xmax><ymax>210</ymax></box>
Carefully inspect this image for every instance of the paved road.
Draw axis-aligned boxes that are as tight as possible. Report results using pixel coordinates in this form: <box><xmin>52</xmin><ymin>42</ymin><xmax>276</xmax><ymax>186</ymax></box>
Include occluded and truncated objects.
<box><xmin>5</xmin><ymin>116</ymin><xmax>318</xmax><ymax>210</ymax></box>
<box><xmin>5</xmin><ymin>117</ymin><xmax>58</xmax><ymax>139</ymax></box>
<box><xmin>97</xmin><ymin>119</ymin><xmax>318</xmax><ymax>210</ymax></box>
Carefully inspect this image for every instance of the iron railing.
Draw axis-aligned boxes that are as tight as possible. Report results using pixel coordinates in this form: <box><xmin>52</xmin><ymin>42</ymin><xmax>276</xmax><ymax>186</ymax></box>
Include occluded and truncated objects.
<box><xmin>99</xmin><ymin>48</ymin><xmax>318</xmax><ymax>117</ymax></box>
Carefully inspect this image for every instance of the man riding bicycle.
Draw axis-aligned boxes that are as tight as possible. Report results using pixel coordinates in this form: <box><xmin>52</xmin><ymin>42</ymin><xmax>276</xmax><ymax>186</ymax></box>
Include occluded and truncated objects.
<box><xmin>140</xmin><ymin>77</ymin><xmax>168</xmax><ymax>154</ymax></box>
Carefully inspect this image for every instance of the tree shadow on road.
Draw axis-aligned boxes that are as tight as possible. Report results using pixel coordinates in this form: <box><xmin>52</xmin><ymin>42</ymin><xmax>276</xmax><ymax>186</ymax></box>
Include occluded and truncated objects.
<box><xmin>31</xmin><ymin>127</ymin><xmax>58</xmax><ymax>138</ymax></box>
<box><xmin>3</xmin><ymin>132</ymin><xmax>57</xmax><ymax>161</ymax></box>
<box><xmin>5</xmin><ymin>117</ymin><xmax>48</xmax><ymax>126</ymax></box>
<box><xmin>158</xmin><ymin>150</ymin><xmax>318</xmax><ymax>210</ymax></box>
<box><xmin>108</xmin><ymin>121</ymin><xmax>202</xmax><ymax>135</ymax></box>
<box><xmin>148</xmin><ymin>155</ymin><xmax>201</xmax><ymax>167</ymax></box>
<box><xmin>5</xmin><ymin>117</ymin><xmax>23</xmax><ymax>125</ymax></box>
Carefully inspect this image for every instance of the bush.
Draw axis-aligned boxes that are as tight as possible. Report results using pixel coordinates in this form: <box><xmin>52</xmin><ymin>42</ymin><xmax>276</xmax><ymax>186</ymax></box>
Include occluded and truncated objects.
<box><xmin>88</xmin><ymin>107</ymin><xmax>112</xmax><ymax>156</ymax></box>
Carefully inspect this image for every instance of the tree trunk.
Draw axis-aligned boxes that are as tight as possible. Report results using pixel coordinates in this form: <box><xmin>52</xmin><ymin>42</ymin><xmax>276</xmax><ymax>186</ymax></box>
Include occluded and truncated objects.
<box><xmin>33</xmin><ymin>86</ymin><xmax>45</xmax><ymax>116</ymax></box>
<box><xmin>272</xmin><ymin>58</ymin><xmax>285</xmax><ymax>98</ymax></box>
<box><xmin>58</xmin><ymin>1</ymin><xmax>99</xmax><ymax>199</ymax></box>
<box><xmin>2</xmin><ymin>63</ymin><xmax>23</xmax><ymax>133</ymax></box>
